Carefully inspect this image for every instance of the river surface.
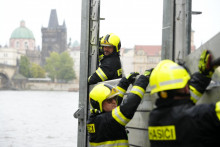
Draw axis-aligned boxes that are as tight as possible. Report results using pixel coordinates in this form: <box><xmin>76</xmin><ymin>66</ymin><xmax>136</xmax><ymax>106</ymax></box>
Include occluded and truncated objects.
<box><xmin>0</xmin><ymin>91</ymin><xmax>79</xmax><ymax>147</ymax></box>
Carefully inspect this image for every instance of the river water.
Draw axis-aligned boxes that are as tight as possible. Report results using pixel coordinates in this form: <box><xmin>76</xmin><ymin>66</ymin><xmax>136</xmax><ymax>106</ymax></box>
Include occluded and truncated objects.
<box><xmin>0</xmin><ymin>91</ymin><xmax>79</xmax><ymax>147</ymax></box>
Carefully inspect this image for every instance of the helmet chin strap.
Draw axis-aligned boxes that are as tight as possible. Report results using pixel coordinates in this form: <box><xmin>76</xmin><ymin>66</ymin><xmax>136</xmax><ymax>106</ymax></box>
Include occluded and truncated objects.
<box><xmin>173</xmin><ymin>92</ymin><xmax>190</xmax><ymax>99</ymax></box>
<box><xmin>158</xmin><ymin>90</ymin><xmax>190</xmax><ymax>99</ymax></box>
<box><xmin>113</xmin><ymin>46</ymin><xmax>117</xmax><ymax>53</ymax></box>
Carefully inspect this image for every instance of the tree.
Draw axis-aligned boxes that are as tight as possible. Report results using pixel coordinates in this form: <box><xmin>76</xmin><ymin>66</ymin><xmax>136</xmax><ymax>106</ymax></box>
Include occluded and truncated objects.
<box><xmin>30</xmin><ymin>63</ymin><xmax>46</xmax><ymax>78</ymax></box>
<box><xmin>19</xmin><ymin>56</ymin><xmax>30</xmax><ymax>77</ymax></box>
<box><xmin>58</xmin><ymin>52</ymin><xmax>76</xmax><ymax>82</ymax></box>
<box><xmin>44</xmin><ymin>51</ymin><xmax>76</xmax><ymax>82</ymax></box>
<box><xmin>44</xmin><ymin>52</ymin><xmax>60</xmax><ymax>81</ymax></box>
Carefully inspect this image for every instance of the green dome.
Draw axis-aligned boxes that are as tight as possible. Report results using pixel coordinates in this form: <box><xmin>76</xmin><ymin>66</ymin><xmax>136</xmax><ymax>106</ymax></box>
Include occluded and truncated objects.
<box><xmin>10</xmin><ymin>21</ymin><xmax>35</xmax><ymax>39</ymax></box>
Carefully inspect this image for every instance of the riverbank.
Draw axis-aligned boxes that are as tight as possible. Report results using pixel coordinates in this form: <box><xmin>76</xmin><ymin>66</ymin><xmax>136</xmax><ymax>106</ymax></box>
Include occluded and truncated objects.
<box><xmin>11</xmin><ymin>81</ymin><xmax>79</xmax><ymax>91</ymax></box>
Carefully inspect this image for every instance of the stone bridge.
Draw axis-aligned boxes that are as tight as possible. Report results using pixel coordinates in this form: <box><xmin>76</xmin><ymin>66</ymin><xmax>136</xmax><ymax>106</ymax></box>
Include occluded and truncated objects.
<box><xmin>0</xmin><ymin>64</ymin><xmax>17</xmax><ymax>89</ymax></box>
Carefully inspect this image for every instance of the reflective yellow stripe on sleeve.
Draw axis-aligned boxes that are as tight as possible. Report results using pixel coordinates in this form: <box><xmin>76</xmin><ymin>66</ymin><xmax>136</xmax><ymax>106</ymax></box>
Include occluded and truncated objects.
<box><xmin>88</xmin><ymin>75</ymin><xmax>91</xmax><ymax>82</ymax></box>
<box><xmin>116</xmin><ymin>86</ymin><xmax>126</xmax><ymax>97</ymax></box>
<box><xmin>130</xmin><ymin>86</ymin><xmax>145</xmax><ymax>99</ymax></box>
<box><xmin>89</xmin><ymin>139</ymin><xmax>129</xmax><ymax>147</ymax></box>
<box><xmin>96</xmin><ymin>67</ymin><xmax>108</xmax><ymax>81</ymax></box>
<box><xmin>112</xmin><ymin>106</ymin><xmax>130</xmax><ymax>126</ymax></box>
<box><xmin>215</xmin><ymin>101</ymin><xmax>220</xmax><ymax>121</ymax></box>
<box><xmin>189</xmin><ymin>85</ymin><xmax>202</xmax><ymax>103</ymax></box>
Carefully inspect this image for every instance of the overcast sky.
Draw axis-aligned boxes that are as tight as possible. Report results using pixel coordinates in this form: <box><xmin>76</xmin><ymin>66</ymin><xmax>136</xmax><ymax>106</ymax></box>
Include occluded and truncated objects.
<box><xmin>0</xmin><ymin>0</ymin><xmax>220</xmax><ymax>49</ymax></box>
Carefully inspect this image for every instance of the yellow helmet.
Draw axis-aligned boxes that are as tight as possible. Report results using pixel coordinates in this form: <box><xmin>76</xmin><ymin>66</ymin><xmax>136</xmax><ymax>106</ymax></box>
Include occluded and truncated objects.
<box><xmin>150</xmin><ymin>60</ymin><xmax>190</xmax><ymax>95</ymax></box>
<box><xmin>89</xmin><ymin>83</ymin><xmax>119</xmax><ymax>112</ymax></box>
<box><xmin>100</xmin><ymin>33</ymin><xmax>121</xmax><ymax>53</ymax></box>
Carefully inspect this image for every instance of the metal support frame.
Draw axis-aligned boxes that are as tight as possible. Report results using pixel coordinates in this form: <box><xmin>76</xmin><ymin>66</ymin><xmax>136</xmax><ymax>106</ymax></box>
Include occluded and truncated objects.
<box><xmin>162</xmin><ymin>0</ymin><xmax>175</xmax><ymax>60</ymax></box>
<box><xmin>75</xmin><ymin>0</ymin><xmax>90</xmax><ymax>147</ymax></box>
<box><xmin>175</xmin><ymin>0</ymin><xmax>192</xmax><ymax>61</ymax></box>
<box><xmin>75</xmin><ymin>0</ymin><xmax>101</xmax><ymax>146</ymax></box>
<box><xmin>162</xmin><ymin>0</ymin><xmax>192</xmax><ymax>61</ymax></box>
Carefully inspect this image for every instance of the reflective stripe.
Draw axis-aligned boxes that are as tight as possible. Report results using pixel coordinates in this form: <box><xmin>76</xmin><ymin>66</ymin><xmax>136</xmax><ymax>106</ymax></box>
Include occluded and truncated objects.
<box><xmin>89</xmin><ymin>139</ymin><xmax>129</xmax><ymax>147</ymax></box>
<box><xmin>159</xmin><ymin>66</ymin><xmax>185</xmax><ymax>86</ymax></box>
<box><xmin>112</xmin><ymin>106</ymin><xmax>130</xmax><ymax>126</ymax></box>
<box><xmin>150</xmin><ymin>66</ymin><xmax>186</xmax><ymax>92</ymax></box>
<box><xmin>190</xmin><ymin>95</ymin><xmax>197</xmax><ymax>104</ymax></box>
<box><xmin>160</xmin><ymin>79</ymin><xmax>183</xmax><ymax>86</ymax></box>
<box><xmin>96</xmin><ymin>67</ymin><xmax>108</xmax><ymax>81</ymax></box>
<box><xmin>149</xmin><ymin>84</ymin><xmax>156</xmax><ymax>91</ymax></box>
<box><xmin>88</xmin><ymin>75</ymin><xmax>91</xmax><ymax>82</ymax></box>
<box><xmin>170</xmin><ymin>65</ymin><xmax>184</xmax><ymax>70</ymax></box>
<box><xmin>189</xmin><ymin>85</ymin><xmax>202</xmax><ymax>103</ymax></box>
<box><xmin>215</xmin><ymin>101</ymin><xmax>220</xmax><ymax>121</ymax></box>
<box><xmin>130</xmin><ymin>86</ymin><xmax>145</xmax><ymax>99</ymax></box>
<box><xmin>116</xmin><ymin>86</ymin><xmax>126</xmax><ymax>97</ymax></box>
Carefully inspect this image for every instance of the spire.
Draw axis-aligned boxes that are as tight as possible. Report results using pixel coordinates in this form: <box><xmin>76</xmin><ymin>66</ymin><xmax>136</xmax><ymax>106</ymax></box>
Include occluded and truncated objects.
<box><xmin>48</xmin><ymin>9</ymin><xmax>59</xmax><ymax>28</ymax></box>
<box><xmin>20</xmin><ymin>20</ymin><xmax>26</xmax><ymax>27</ymax></box>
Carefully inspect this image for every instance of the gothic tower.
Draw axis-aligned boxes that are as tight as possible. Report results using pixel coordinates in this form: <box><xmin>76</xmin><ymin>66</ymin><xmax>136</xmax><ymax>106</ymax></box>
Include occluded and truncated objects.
<box><xmin>41</xmin><ymin>9</ymin><xmax>67</xmax><ymax>65</ymax></box>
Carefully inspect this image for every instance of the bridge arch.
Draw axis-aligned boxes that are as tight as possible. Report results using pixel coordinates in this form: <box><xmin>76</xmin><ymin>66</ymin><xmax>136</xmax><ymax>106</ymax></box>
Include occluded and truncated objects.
<box><xmin>0</xmin><ymin>72</ymin><xmax>10</xmax><ymax>89</ymax></box>
<box><xmin>0</xmin><ymin>64</ymin><xmax>17</xmax><ymax>89</ymax></box>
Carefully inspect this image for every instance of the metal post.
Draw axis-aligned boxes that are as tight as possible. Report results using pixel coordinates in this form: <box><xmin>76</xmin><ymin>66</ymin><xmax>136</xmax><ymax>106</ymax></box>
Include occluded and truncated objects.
<box><xmin>175</xmin><ymin>0</ymin><xmax>186</xmax><ymax>61</ymax></box>
<box><xmin>162</xmin><ymin>0</ymin><xmax>192</xmax><ymax>61</ymax></box>
<box><xmin>161</xmin><ymin>0</ymin><xmax>175</xmax><ymax>60</ymax></box>
<box><xmin>174</xmin><ymin>0</ymin><xmax>192</xmax><ymax>61</ymax></box>
<box><xmin>75</xmin><ymin>0</ymin><xmax>90</xmax><ymax>146</ymax></box>
<box><xmin>74</xmin><ymin>0</ymin><xmax>101</xmax><ymax>146</ymax></box>
<box><xmin>185</xmin><ymin>0</ymin><xmax>192</xmax><ymax>56</ymax></box>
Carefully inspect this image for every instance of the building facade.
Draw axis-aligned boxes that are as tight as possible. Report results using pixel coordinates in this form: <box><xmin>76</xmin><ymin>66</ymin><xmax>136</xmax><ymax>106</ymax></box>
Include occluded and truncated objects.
<box><xmin>67</xmin><ymin>46</ymin><xmax>80</xmax><ymax>83</ymax></box>
<box><xmin>121</xmin><ymin>31</ymin><xmax>196</xmax><ymax>75</ymax></box>
<box><xmin>41</xmin><ymin>9</ymin><xmax>67</xmax><ymax>65</ymax></box>
<box><xmin>120</xmin><ymin>48</ymin><xmax>134</xmax><ymax>76</ymax></box>
<box><xmin>133</xmin><ymin>45</ymin><xmax>161</xmax><ymax>74</ymax></box>
<box><xmin>0</xmin><ymin>47</ymin><xmax>18</xmax><ymax>66</ymax></box>
<box><xmin>120</xmin><ymin>46</ymin><xmax>161</xmax><ymax>76</ymax></box>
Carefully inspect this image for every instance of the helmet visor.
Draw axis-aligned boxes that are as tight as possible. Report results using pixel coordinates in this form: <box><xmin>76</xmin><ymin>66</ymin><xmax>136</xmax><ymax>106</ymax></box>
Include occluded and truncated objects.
<box><xmin>105</xmin><ymin>86</ymin><xmax>119</xmax><ymax>99</ymax></box>
<box><xmin>101</xmin><ymin>40</ymin><xmax>114</xmax><ymax>47</ymax></box>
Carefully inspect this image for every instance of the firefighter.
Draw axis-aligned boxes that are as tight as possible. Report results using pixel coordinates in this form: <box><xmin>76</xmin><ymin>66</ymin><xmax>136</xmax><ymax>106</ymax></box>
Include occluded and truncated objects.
<box><xmin>88</xmin><ymin>33</ymin><xmax>123</xmax><ymax>85</ymax></box>
<box><xmin>148</xmin><ymin>50</ymin><xmax>220</xmax><ymax>147</ymax></box>
<box><xmin>87</xmin><ymin>70</ymin><xmax>152</xmax><ymax>147</ymax></box>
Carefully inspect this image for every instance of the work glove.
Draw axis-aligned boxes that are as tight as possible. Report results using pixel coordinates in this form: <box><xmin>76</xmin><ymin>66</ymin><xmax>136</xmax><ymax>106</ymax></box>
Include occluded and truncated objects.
<box><xmin>126</xmin><ymin>72</ymin><xmax>139</xmax><ymax>84</ymax></box>
<box><xmin>144</xmin><ymin>68</ymin><xmax>154</xmax><ymax>77</ymax></box>
<box><xmin>198</xmin><ymin>50</ymin><xmax>216</xmax><ymax>78</ymax></box>
<box><xmin>98</xmin><ymin>54</ymin><xmax>104</xmax><ymax>62</ymax></box>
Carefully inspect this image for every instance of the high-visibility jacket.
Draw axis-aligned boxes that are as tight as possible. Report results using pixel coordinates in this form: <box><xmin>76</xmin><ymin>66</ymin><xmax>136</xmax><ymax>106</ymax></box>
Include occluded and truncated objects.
<box><xmin>87</xmin><ymin>75</ymin><xmax>148</xmax><ymax>147</ymax></box>
<box><xmin>148</xmin><ymin>72</ymin><xmax>220</xmax><ymax>147</ymax></box>
<box><xmin>88</xmin><ymin>52</ymin><xmax>122</xmax><ymax>85</ymax></box>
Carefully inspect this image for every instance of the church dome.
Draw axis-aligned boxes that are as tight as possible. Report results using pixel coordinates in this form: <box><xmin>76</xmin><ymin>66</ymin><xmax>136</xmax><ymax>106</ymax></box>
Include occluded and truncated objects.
<box><xmin>10</xmin><ymin>20</ymin><xmax>35</xmax><ymax>39</ymax></box>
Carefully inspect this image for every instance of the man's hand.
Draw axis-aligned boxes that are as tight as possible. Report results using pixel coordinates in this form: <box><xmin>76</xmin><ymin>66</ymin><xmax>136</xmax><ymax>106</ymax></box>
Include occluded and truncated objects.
<box><xmin>144</xmin><ymin>68</ymin><xmax>154</xmax><ymax>77</ymax></box>
<box><xmin>198</xmin><ymin>50</ymin><xmax>215</xmax><ymax>78</ymax></box>
<box><xmin>126</xmin><ymin>72</ymin><xmax>139</xmax><ymax>84</ymax></box>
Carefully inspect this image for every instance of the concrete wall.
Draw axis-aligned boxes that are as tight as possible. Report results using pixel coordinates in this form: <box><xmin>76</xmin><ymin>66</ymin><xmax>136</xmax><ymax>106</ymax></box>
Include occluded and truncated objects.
<box><xmin>24</xmin><ymin>82</ymin><xmax>79</xmax><ymax>91</ymax></box>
